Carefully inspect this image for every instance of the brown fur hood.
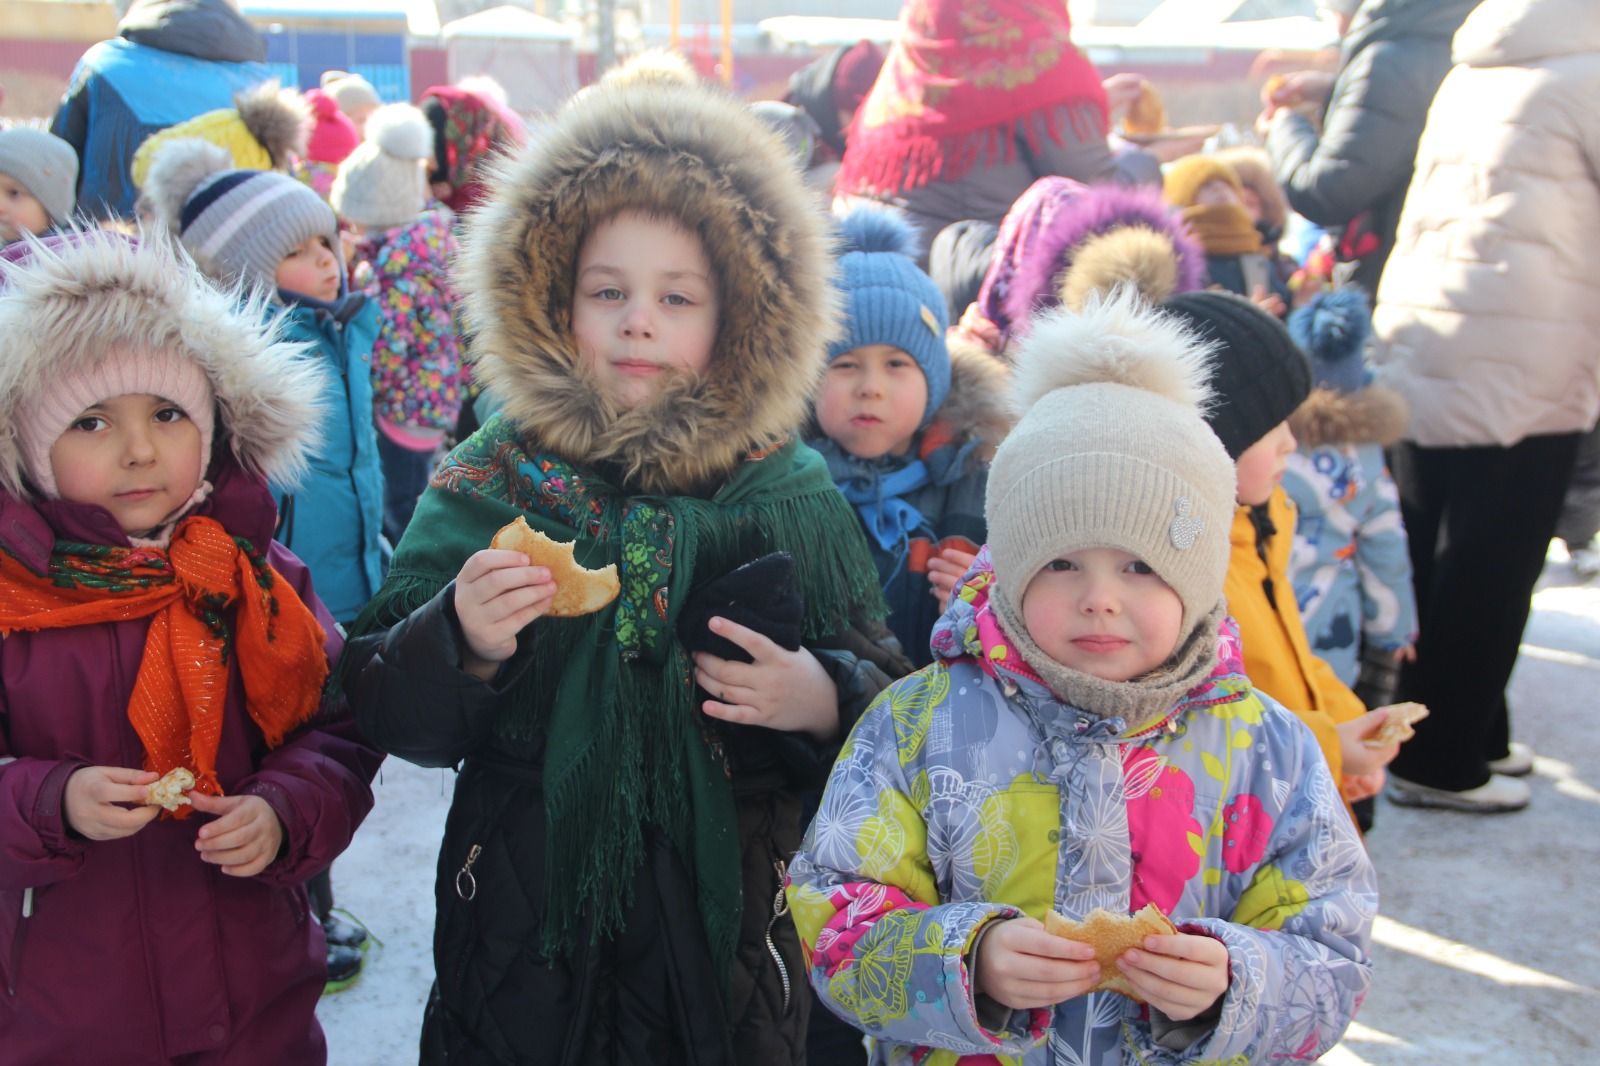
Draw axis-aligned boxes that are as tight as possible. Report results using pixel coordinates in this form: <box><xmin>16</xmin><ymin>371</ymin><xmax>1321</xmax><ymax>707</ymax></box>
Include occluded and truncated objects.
<box><xmin>1289</xmin><ymin>383</ymin><xmax>1409</xmax><ymax>449</ymax></box>
<box><xmin>931</xmin><ymin>337</ymin><xmax>1013</xmax><ymax>460</ymax></box>
<box><xmin>458</xmin><ymin>81</ymin><xmax>839</xmax><ymax>495</ymax></box>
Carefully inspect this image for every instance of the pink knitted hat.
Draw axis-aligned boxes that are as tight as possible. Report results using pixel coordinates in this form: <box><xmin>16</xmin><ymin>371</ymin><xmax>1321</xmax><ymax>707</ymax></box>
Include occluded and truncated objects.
<box><xmin>306</xmin><ymin>89</ymin><xmax>361</xmax><ymax>166</ymax></box>
<box><xmin>16</xmin><ymin>346</ymin><xmax>215</xmax><ymax>498</ymax></box>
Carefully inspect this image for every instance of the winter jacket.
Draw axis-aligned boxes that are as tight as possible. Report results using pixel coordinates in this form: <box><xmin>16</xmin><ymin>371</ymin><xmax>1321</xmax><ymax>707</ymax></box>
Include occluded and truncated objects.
<box><xmin>270</xmin><ymin>295</ymin><xmax>386</xmax><ymax>623</ymax></box>
<box><xmin>1282</xmin><ymin>386</ymin><xmax>1417</xmax><ymax>687</ymax></box>
<box><xmin>810</xmin><ymin>344</ymin><xmax>1010</xmax><ymax>666</ymax></box>
<box><xmin>1267</xmin><ymin>0</ymin><xmax>1478</xmax><ymax>295</ymax></box>
<box><xmin>1371</xmin><ymin>0</ymin><xmax>1600</xmax><ymax>449</ymax></box>
<box><xmin>1204</xmin><ymin>251</ymin><xmax>1292</xmax><ymax>312</ymax></box>
<box><xmin>0</xmin><ymin>462</ymin><xmax>383</xmax><ymax>1064</ymax></box>
<box><xmin>351</xmin><ymin>208</ymin><xmax>467</xmax><ymax>445</ymax></box>
<box><xmin>345</xmin><ymin>82</ymin><xmax>901</xmax><ymax>1066</ymax></box>
<box><xmin>49</xmin><ymin>0</ymin><xmax>270</xmax><ymax>219</ymax></box>
<box><xmin>1225</xmin><ymin>489</ymin><xmax>1367</xmax><ymax>794</ymax></box>
<box><xmin>788</xmin><ymin>557</ymin><xmax>1377</xmax><ymax>1065</ymax></box>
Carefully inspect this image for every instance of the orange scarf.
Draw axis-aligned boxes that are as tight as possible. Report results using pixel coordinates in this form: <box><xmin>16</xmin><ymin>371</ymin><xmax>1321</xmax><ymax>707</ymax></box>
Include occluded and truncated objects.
<box><xmin>1181</xmin><ymin>202</ymin><xmax>1265</xmax><ymax>257</ymax></box>
<box><xmin>0</xmin><ymin>515</ymin><xmax>329</xmax><ymax>812</ymax></box>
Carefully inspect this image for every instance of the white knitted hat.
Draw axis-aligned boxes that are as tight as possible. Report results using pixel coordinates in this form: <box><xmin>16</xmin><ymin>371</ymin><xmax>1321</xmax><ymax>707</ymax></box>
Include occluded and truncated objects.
<box><xmin>986</xmin><ymin>288</ymin><xmax>1237</xmax><ymax>651</ymax></box>
<box><xmin>330</xmin><ymin>104</ymin><xmax>433</xmax><ymax>230</ymax></box>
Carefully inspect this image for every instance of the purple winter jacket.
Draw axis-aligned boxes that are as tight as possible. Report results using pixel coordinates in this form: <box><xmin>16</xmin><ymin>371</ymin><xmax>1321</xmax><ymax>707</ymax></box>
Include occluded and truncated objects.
<box><xmin>0</xmin><ymin>460</ymin><xmax>384</xmax><ymax>1064</ymax></box>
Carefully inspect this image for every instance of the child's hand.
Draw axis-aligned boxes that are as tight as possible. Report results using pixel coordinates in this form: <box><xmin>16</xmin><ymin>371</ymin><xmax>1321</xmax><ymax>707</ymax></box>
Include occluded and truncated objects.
<box><xmin>1119</xmin><ymin>932</ymin><xmax>1231</xmax><ymax>1022</ymax></box>
<box><xmin>972</xmin><ymin>916</ymin><xmax>1101</xmax><ymax>1010</ymax></box>
<box><xmin>190</xmin><ymin>793</ymin><xmax>284</xmax><ymax>878</ymax></box>
<box><xmin>1343</xmin><ymin>769</ymin><xmax>1386</xmax><ymax>802</ymax></box>
<box><xmin>63</xmin><ymin>766</ymin><xmax>161</xmax><ymax>841</ymax></box>
<box><xmin>454</xmin><ymin>549</ymin><xmax>556</xmax><ymax>680</ymax></box>
<box><xmin>693</xmin><ymin>617</ymin><xmax>840</xmax><ymax>741</ymax></box>
<box><xmin>1393</xmin><ymin>644</ymin><xmax>1416</xmax><ymax>664</ymax></box>
<box><xmin>927</xmin><ymin>547</ymin><xmax>978</xmax><ymax>606</ymax></box>
<box><xmin>1337</xmin><ymin>708</ymin><xmax>1399</xmax><ymax>777</ymax></box>
<box><xmin>1249</xmin><ymin>284</ymin><xmax>1288</xmax><ymax>319</ymax></box>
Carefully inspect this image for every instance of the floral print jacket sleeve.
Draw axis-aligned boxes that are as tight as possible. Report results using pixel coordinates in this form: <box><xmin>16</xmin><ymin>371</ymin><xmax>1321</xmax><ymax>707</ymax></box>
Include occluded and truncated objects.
<box><xmin>787</xmin><ymin>548</ymin><xmax>1377</xmax><ymax>1066</ymax></box>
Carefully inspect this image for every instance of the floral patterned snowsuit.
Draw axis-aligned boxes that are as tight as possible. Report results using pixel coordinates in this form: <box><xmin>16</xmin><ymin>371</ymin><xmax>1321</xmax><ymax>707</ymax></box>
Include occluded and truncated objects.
<box><xmin>787</xmin><ymin>552</ymin><xmax>1377</xmax><ymax>1065</ymax></box>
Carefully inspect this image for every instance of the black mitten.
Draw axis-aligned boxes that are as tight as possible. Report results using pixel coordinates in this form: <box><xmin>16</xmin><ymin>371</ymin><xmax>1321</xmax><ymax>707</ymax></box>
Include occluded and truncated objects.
<box><xmin>676</xmin><ymin>552</ymin><xmax>803</xmax><ymax>661</ymax></box>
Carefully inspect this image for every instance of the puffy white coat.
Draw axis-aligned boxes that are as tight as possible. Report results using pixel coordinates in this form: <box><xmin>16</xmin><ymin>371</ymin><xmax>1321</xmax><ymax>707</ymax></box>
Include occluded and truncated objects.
<box><xmin>1371</xmin><ymin>0</ymin><xmax>1600</xmax><ymax>448</ymax></box>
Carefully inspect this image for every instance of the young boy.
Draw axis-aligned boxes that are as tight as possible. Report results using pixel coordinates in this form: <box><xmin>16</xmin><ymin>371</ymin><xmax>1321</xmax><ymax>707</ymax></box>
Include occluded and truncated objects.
<box><xmin>1161</xmin><ymin>290</ymin><xmax>1398</xmax><ymax>818</ymax></box>
<box><xmin>810</xmin><ymin>207</ymin><xmax>1005</xmax><ymax>666</ymax></box>
<box><xmin>340</xmin><ymin>80</ymin><xmax>903</xmax><ymax>1063</ymax></box>
<box><xmin>0</xmin><ymin>128</ymin><xmax>78</xmax><ymax>244</ymax></box>
<box><xmin>0</xmin><ymin>229</ymin><xmax>381</xmax><ymax>1062</ymax></box>
<box><xmin>1163</xmin><ymin>155</ymin><xmax>1291</xmax><ymax>318</ymax></box>
<box><xmin>788</xmin><ymin>290</ymin><xmax>1376</xmax><ymax>1064</ymax></box>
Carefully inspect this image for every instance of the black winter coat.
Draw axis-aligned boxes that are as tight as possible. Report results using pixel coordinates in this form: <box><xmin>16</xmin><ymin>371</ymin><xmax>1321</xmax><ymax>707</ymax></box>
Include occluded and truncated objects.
<box><xmin>1267</xmin><ymin>0</ymin><xmax>1480</xmax><ymax>294</ymax></box>
<box><xmin>345</xmin><ymin>584</ymin><xmax>903</xmax><ymax>1065</ymax></box>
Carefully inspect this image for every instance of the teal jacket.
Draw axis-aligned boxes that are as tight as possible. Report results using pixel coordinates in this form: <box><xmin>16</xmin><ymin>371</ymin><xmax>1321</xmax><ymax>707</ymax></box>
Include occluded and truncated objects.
<box><xmin>269</xmin><ymin>295</ymin><xmax>385</xmax><ymax>623</ymax></box>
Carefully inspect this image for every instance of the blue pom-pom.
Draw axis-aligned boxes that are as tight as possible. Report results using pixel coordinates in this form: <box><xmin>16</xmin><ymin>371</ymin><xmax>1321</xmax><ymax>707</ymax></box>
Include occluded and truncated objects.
<box><xmin>1288</xmin><ymin>285</ymin><xmax>1372</xmax><ymax>363</ymax></box>
<box><xmin>835</xmin><ymin>205</ymin><xmax>921</xmax><ymax>259</ymax></box>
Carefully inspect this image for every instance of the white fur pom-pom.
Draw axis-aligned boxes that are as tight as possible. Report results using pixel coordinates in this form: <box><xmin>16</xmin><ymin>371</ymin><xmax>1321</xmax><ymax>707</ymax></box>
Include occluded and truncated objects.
<box><xmin>1009</xmin><ymin>285</ymin><xmax>1217</xmax><ymax>416</ymax></box>
<box><xmin>369</xmin><ymin>103</ymin><xmax>435</xmax><ymax>162</ymax></box>
<box><xmin>140</xmin><ymin>139</ymin><xmax>234</xmax><ymax>229</ymax></box>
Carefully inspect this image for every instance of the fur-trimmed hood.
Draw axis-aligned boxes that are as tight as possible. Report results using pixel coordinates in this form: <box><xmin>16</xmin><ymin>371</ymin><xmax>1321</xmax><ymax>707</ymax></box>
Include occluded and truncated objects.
<box><xmin>0</xmin><ymin>230</ymin><xmax>328</xmax><ymax>498</ymax></box>
<box><xmin>458</xmin><ymin>81</ymin><xmax>839</xmax><ymax>495</ymax></box>
<box><xmin>932</xmin><ymin>338</ymin><xmax>1013</xmax><ymax>460</ymax></box>
<box><xmin>1289</xmin><ymin>384</ymin><xmax>1409</xmax><ymax>449</ymax></box>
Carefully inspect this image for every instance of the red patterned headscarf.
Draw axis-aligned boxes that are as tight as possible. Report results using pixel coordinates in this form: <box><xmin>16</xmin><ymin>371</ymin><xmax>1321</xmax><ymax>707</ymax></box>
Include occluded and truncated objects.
<box><xmin>838</xmin><ymin>0</ymin><xmax>1109</xmax><ymax>197</ymax></box>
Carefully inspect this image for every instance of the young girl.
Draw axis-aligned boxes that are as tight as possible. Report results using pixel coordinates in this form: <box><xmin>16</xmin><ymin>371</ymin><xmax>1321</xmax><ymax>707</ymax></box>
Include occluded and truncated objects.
<box><xmin>788</xmin><ymin>291</ymin><xmax>1376</xmax><ymax>1064</ymax></box>
<box><xmin>0</xmin><ymin>231</ymin><xmax>381</xmax><ymax>1062</ymax></box>
<box><xmin>332</xmin><ymin>103</ymin><xmax>466</xmax><ymax>543</ymax></box>
<box><xmin>342</xmin><ymin>80</ymin><xmax>901</xmax><ymax>1063</ymax></box>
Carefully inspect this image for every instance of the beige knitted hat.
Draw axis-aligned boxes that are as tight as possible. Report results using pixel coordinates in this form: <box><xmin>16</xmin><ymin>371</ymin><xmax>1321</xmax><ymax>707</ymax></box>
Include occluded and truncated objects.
<box><xmin>986</xmin><ymin>288</ymin><xmax>1237</xmax><ymax>656</ymax></box>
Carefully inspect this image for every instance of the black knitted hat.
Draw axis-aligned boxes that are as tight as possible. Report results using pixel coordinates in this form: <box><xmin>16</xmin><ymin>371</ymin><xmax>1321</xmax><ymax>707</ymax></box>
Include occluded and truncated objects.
<box><xmin>1161</xmin><ymin>291</ymin><xmax>1311</xmax><ymax>458</ymax></box>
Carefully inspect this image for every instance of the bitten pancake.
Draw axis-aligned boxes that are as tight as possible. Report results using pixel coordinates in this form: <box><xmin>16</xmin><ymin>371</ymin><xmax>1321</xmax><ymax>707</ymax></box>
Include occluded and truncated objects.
<box><xmin>1043</xmin><ymin>904</ymin><xmax>1179</xmax><ymax>1001</ymax></box>
<box><xmin>145</xmin><ymin>767</ymin><xmax>196</xmax><ymax>812</ymax></box>
<box><xmin>1364</xmin><ymin>701</ymin><xmax>1429</xmax><ymax>747</ymax></box>
<box><xmin>490</xmin><ymin>516</ymin><xmax>621</xmax><ymax>617</ymax></box>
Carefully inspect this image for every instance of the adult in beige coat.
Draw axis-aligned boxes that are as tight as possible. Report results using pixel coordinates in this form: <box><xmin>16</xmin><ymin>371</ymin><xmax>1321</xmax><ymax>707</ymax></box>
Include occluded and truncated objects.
<box><xmin>1370</xmin><ymin>0</ymin><xmax>1600</xmax><ymax>813</ymax></box>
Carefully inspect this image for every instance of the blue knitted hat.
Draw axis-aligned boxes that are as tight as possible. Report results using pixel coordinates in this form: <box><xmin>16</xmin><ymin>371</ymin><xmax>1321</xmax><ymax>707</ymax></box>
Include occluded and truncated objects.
<box><xmin>830</xmin><ymin>206</ymin><xmax>951</xmax><ymax>423</ymax></box>
<box><xmin>1287</xmin><ymin>286</ymin><xmax>1372</xmax><ymax>395</ymax></box>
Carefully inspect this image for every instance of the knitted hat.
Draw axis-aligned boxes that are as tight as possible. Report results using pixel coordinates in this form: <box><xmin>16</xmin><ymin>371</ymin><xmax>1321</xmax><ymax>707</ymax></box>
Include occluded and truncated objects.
<box><xmin>331</xmin><ymin>104</ymin><xmax>433</xmax><ymax>230</ymax></box>
<box><xmin>1211</xmin><ymin>146</ymin><xmax>1289</xmax><ymax>237</ymax></box>
<box><xmin>986</xmin><ymin>288</ymin><xmax>1236</xmax><ymax>651</ymax></box>
<box><xmin>305</xmin><ymin>89</ymin><xmax>360</xmax><ymax>165</ymax></box>
<box><xmin>1288</xmin><ymin>286</ymin><xmax>1373</xmax><ymax>394</ymax></box>
<box><xmin>0</xmin><ymin>128</ymin><xmax>78</xmax><ymax>226</ymax></box>
<box><xmin>142</xmin><ymin>139</ymin><xmax>340</xmax><ymax>295</ymax></box>
<box><xmin>321</xmin><ymin>71</ymin><xmax>381</xmax><ymax>117</ymax></box>
<box><xmin>1161</xmin><ymin>291</ymin><xmax>1312</xmax><ymax>458</ymax></box>
<box><xmin>829</xmin><ymin>206</ymin><xmax>951</xmax><ymax>422</ymax></box>
<box><xmin>831</xmin><ymin>38</ymin><xmax>885</xmax><ymax>115</ymax></box>
<box><xmin>15</xmin><ymin>345</ymin><xmax>215</xmax><ymax>499</ymax></box>
<box><xmin>1162</xmin><ymin>154</ymin><xmax>1245</xmax><ymax>209</ymax></box>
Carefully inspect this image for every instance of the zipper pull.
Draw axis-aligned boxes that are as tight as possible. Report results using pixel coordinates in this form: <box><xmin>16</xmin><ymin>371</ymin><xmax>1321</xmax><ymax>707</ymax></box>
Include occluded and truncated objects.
<box><xmin>455</xmin><ymin>845</ymin><xmax>482</xmax><ymax>901</ymax></box>
<box><xmin>21</xmin><ymin>887</ymin><xmax>31</xmax><ymax>919</ymax></box>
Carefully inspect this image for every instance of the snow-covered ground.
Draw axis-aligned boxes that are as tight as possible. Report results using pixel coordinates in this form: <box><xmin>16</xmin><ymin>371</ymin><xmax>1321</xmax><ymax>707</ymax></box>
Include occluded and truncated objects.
<box><xmin>318</xmin><ymin>549</ymin><xmax>1600</xmax><ymax>1065</ymax></box>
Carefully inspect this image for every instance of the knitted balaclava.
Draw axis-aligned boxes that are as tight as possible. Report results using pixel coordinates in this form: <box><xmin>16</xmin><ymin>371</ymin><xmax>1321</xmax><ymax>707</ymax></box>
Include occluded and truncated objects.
<box><xmin>829</xmin><ymin>206</ymin><xmax>951</xmax><ymax>424</ymax></box>
<box><xmin>141</xmin><ymin>139</ymin><xmax>341</xmax><ymax>296</ymax></box>
<box><xmin>986</xmin><ymin>288</ymin><xmax>1236</xmax><ymax>722</ymax></box>
<box><xmin>331</xmin><ymin>104</ymin><xmax>434</xmax><ymax>231</ymax></box>
<box><xmin>1160</xmin><ymin>291</ymin><xmax>1312</xmax><ymax>458</ymax></box>
<box><xmin>0</xmin><ymin>128</ymin><xmax>78</xmax><ymax>227</ymax></box>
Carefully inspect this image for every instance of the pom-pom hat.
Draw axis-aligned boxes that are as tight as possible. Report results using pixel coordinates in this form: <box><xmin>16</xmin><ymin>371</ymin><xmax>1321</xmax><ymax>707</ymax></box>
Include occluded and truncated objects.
<box><xmin>331</xmin><ymin>104</ymin><xmax>434</xmax><ymax>230</ymax></box>
<box><xmin>829</xmin><ymin>206</ymin><xmax>951</xmax><ymax>423</ymax></box>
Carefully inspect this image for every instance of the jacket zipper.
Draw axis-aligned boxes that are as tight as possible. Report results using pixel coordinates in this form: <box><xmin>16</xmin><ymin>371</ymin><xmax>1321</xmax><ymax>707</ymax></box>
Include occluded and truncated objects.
<box><xmin>7</xmin><ymin>887</ymin><xmax>31</xmax><ymax>996</ymax></box>
<box><xmin>764</xmin><ymin>860</ymin><xmax>792</xmax><ymax>1014</ymax></box>
<box><xmin>455</xmin><ymin>844</ymin><xmax>481</xmax><ymax>901</ymax></box>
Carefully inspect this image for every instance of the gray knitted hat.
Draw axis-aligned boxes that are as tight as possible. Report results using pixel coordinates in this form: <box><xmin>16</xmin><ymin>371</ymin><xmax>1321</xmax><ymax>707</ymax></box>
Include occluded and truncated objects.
<box><xmin>986</xmin><ymin>288</ymin><xmax>1237</xmax><ymax>673</ymax></box>
<box><xmin>0</xmin><ymin>127</ymin><xmax>78</xmax><ymax>226</ymax></box>
<box><xmin>331</xmin><ymin>103</ymin><xmax>433</xmax><ymax>230</ymax></box>
<box><xmin>141</xmin><ymin>138</ymin><xmax>339</xmax><ymax>295</ymax></box>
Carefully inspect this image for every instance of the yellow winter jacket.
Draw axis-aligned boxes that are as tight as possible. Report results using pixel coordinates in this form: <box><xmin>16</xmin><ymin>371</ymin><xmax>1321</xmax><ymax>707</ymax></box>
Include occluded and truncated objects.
<box><xmin>1225</xmin><ymin>488</ymin><xmax>1366</xmax><ymax>788</ymax></box>
<box><xmin>131</xmin><ymin>109</ymin><xmax>272</xmax><ymax>191</ymax></box>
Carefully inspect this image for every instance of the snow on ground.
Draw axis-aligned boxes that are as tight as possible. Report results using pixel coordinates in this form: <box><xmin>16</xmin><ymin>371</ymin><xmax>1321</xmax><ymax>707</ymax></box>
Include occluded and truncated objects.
<box><xmin>319</xmin><ymin>550</ymin><xmax>1600</xmax><ymax>1065</ymax></box>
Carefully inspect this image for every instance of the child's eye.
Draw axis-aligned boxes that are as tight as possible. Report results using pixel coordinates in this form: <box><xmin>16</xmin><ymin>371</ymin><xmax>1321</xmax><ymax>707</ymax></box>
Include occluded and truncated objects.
<box><xmin>888</xmin><ymin>357</ymin><xmax>915</xmax><ymax>369</ymax></box>
<box><xmin>1126</xmin><ymin>560</ymin><xmax>1157</xmax><ymax>575</ymax></box>
<box><xmin>154</xmin><ymin>407</ymin><xmax>189</xmax><ymax>424</ymax></box>
<box><xmin>663</xmin><ymin>293</ymin><xmax>693</xmax><ymax>307</ymax></box>
<box><xmin>829</xmin><ymin>359</ymin><xmax>858</xmax><ymax>372</ymax></box>
<box><xmin>71</xmin><ymin>415</ymin><xmax>107</xmax><ymax>432</ymax></box>
<box><xmin>593</xmin><ymin>287</ymin><xmax>624</xmax><ymax>301</ymax></box>
<box><xmin>1046</xmin><ymin>558</ymin><xmax>1077</xmax><ymax>572</ymax></box>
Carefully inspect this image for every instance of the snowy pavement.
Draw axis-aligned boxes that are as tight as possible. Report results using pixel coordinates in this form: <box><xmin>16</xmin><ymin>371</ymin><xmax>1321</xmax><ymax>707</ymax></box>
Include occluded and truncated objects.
<box><xmin>318</xmin><ymin>550</ymin><xmax>1600</xmax><ymax>1065</ymax></box>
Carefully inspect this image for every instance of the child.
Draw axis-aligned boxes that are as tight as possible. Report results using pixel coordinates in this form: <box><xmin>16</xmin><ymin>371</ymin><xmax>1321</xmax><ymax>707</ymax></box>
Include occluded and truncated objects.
<box><xmin>1163</xmin><ymin>155</ymin><xmax>1292</xmax><ymax>318</ymax></box>
<box><xmin>298</xmin><ymin>87</ymin><xmax>361</xmax><ymax>200</ymax></box>
<box><xmin>0</xmin><ymin>231</ymin><xmax>381</xmax><ymax>1062</ymax></box>
<box><xmin>1160</xmin><ymin>290</ymin><xmax>1397</xmax><ymax>818</ymax></box>
<box><xmin>788</xmin><ymin>290</ymin><xmax>1376</xmax><ymax>1064</ymax></box>
<box><xmin>810</xmin><ymin>207</ymin><xmax>1005</xmax><ymax>667</ymax></box>
<box><xmin>144</xmin><ymin>139</ymin><xmax>385</xmax><ymax>626</ymax></box>
<box><xmin>341</xmin><ymin>80</ymin><xmax>902</xmax><ymax>1063</ymax></box>
<box><xmin>0</xmin><ymin>127</ymin><xmax>78</xmax><ymax>244</ymax></box>
<box><xmin>1280</xmin><ymin>287</ymin><xmax>1417</xmax><ymax>708</ymax></box>
<box><xmin>332</xmin><ymin>103</ymin><xmax>465</xmax><ymax>544</ymax></box>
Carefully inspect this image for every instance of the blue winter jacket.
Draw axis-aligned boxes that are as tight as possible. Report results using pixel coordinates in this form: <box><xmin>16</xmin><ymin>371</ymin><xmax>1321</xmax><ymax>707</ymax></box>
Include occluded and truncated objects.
<box><xmin>50</xmin><ymin>0</ymin><xmax>269</xmax><ymax>219</ymax></box>
<box><xmin>269</xmin><ymin>295</ymin><xmax>385</xmax><ymax>624</ymax></box>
